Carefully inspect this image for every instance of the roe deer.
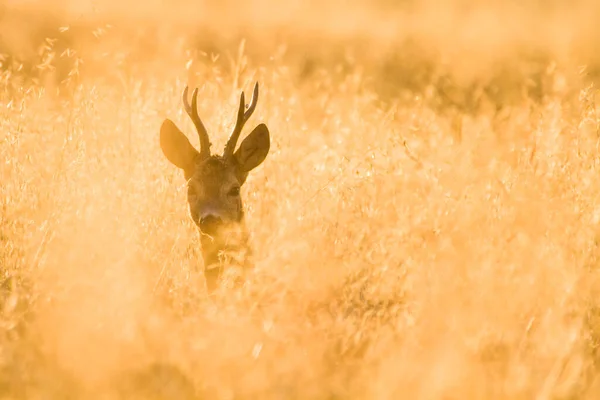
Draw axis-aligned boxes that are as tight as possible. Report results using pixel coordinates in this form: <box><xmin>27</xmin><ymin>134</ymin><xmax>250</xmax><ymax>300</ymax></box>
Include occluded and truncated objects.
<box><xmin>159</xmin><ymin>82</ymin><xmax>270</xmax><ymax>293</ymax></box>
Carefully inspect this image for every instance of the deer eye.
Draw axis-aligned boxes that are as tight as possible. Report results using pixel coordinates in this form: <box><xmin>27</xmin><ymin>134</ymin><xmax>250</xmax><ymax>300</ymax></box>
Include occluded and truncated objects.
<box><xmin>228</xmin><ymin>186</ymin><xmax>240</xmax><ymax>197</ymax></box>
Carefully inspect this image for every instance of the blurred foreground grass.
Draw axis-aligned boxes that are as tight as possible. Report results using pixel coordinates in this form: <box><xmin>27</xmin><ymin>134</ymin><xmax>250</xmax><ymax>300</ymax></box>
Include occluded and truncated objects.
<box><xmin>2</xmin><ymin>0</ymin><xmax>600</xmax><ymax>398</ymax></box>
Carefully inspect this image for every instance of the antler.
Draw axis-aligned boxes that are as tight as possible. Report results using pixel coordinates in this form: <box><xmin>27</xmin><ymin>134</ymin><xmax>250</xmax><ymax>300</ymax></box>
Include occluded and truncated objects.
<box><xmin>223</xmin><ymin>82</ymin><xmax>259</xmax><ymax>158</ymax></box>
<box><xmin>182</xmin><ymin>86</ymin><xmax>211</xmax><ymax>160</ymax></box>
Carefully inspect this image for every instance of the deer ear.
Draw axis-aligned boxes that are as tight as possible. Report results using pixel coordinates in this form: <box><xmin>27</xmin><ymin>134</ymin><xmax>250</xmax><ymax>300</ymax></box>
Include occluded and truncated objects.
<box><xmin>160</xmin><ymin>119</ymin><xmax>199</xmax><ymax>172</ymax></box>
<box><xmin>234</xmin><ymin>123</ymin><xmax>270</xmax><ymax>173</ymax></box>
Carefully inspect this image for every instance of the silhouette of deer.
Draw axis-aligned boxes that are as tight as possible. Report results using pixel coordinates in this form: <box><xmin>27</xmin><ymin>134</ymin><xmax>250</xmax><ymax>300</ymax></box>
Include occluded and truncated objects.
<box><xmin>159</xmin><ymin>82</ymin><xmax>269</xmax><ymax>292</ymax></box>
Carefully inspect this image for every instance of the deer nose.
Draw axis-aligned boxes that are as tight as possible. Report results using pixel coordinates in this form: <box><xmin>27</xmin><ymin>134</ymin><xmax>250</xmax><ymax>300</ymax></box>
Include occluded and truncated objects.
<box><xmin>199</xmin><ymin>215</ymin><xmax>223</xmax><ymax>235</ymax></box>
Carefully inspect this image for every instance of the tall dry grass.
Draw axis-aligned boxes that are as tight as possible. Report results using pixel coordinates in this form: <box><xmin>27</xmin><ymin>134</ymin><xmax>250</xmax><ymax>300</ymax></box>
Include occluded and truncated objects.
<box><xmin>1</xmin><ymin>0</ymin><xmax>600</xmax><ymax>398</ymax></box>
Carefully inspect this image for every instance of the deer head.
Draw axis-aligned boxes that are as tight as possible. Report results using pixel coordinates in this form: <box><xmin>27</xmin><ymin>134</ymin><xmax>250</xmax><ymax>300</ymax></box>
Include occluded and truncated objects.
<box><xmin>159</xmin><ymin>83</ymin><xmax>270</xmax><ymax>238</ymax></box>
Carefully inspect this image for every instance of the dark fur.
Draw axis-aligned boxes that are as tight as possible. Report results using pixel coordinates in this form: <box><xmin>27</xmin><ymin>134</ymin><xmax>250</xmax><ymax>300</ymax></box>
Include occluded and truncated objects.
<box><xmin>159</xmin><ymin>86</ymin><xmax>270</xmax><ymax>293</ymax></box>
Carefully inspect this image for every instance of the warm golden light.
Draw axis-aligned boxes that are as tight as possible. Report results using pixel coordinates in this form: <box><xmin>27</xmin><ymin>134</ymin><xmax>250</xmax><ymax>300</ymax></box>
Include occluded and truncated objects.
<box><xmin>1</xmin><ymin>0</ymin><xmax>600</xmax><ymax>398</ymax></box>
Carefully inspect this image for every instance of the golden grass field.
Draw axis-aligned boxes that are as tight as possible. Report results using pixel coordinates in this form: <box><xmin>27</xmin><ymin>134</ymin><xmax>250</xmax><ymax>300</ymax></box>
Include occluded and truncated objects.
<box><xmin>2</xmin><ymin>0</ymin><xmax>600</xmax><ymax>398</ymax></box>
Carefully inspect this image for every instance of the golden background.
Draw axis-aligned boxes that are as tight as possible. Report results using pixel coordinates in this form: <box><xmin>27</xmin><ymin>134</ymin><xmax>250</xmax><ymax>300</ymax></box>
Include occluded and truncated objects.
<box><xmin>1</xmin><ymin>0</ymin><xmax>600</xmax><ymax>398</ymax></box>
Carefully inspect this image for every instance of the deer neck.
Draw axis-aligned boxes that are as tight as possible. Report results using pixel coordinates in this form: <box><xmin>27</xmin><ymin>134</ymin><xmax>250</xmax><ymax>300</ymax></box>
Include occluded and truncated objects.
<box><xmin>199</xmin><ymin>220</ymin><xmax>252</xmax><ymax>293</ymax></box>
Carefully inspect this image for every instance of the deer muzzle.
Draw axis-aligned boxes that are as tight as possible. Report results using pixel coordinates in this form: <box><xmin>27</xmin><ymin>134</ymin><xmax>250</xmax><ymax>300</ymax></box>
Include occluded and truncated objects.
<box><xmin>199</xmin><ymin>215</ymin><xmax>223</xmax><ymax>236</ymax></box>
